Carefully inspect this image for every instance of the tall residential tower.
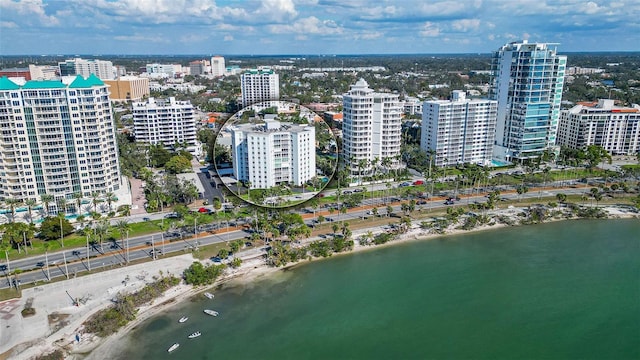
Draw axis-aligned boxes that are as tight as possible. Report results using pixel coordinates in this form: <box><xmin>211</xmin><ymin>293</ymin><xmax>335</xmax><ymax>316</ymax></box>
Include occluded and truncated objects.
<box><xmin>0</xmin><ymin>75</ymin><xmax>121</xmax><ymax>208</ymax></box>
<box><xmin>342</xmin><ymin>79</ymin><xmax>402</xmax><ymax>176</ymax></box>
<box><xmin>240</xmin><ymin>68</ymin><xmax>280</xmax><ymax>108</ymax></box>
<box><xmin>421</xmin><ymin>91</ymin><xmax>498</xmax><ymax>167</ymax></box>
<box><xmin>490</xmin><ymin>41</ymin><xmax>566</xmax><ymax>162</ymax></box>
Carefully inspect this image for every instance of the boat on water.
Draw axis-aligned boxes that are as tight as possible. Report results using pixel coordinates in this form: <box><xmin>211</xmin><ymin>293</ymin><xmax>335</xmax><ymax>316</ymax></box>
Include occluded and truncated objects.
<box><xmin>203</xmin><ymin>309</ymin><xmax>219</xmax><ymax>316</ymax></box>
<box><xmin>167</xmin><ymin>343</ymin><xmax>180</xmax><ymax>352</ymax></box>
<box><xmin>179</xmin><ymin>316</ymin><xmax>188</xmax><ymax>323</ymax></box>
<box><xmin>204</xmin><ymin>292</ymin><xmax>214</xmax><ymax>299</ymax></box>
<box><xmin>188</xmin><ymin>331</ymin><xmax>202</xmax><ymax>339</ymax></box>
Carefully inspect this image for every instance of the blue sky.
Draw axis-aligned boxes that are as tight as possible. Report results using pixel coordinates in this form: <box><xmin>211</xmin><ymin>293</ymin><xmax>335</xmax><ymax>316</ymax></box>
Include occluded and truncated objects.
<box><xmin>1</xmin><ymin>0</ymin><xmax>639</xmax><ymax>55</ymax></box>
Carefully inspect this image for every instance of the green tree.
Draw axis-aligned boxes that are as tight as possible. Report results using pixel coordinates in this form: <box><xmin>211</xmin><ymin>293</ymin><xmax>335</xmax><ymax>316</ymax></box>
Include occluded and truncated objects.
<box><xmin>38</xmin><ymin>216</ymin><xmax>74</xmax><ymax>241</ymax></box>
<box><xmin>165</xmin><ymin>155</ymin><xmax>192</xmax><ymax>174</ymax></box>
<box><xmin>148</xmin><ymin>144</ymin><xmax>172</xmax><ymax>168</ymax></box>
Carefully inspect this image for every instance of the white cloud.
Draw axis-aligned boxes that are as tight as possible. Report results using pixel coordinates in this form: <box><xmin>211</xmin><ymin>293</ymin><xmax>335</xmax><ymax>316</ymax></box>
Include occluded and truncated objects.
<box><xmin>269</xmin><ymin>16</ymin><xmax>343</xmax><ymax>35</ymax></box>
<box><xmin>114</xmin><ymin>34</ymin><xmax>168</xmax><ymax>43</ymax></box>
<box><xmin>0</xmin><ymin>0</ymin><xmax>59</xmax><ymax>26</ymax></box>
<box><xmin>255</xmin><ymin>0</ymin><xmax>298</xmax><ymax>22</ymax></box>
<box><xmin>0</xmin><ymin>20</ymin><xmax>18</xmax><ymax>28</ymax></box>
<box><xmin>223</xmin><ymin>35</ymin><xmax>234</xmax><ymax>41</ymax></box>
<box><xmin>451</xmin><ymin>19</ymin><xmax>481</xmax><ymax>32</ymax></box>
<box><xmin>419</xmin><ymin>22</ymin><xmax>440</xmax><ymax>37</ymax></box>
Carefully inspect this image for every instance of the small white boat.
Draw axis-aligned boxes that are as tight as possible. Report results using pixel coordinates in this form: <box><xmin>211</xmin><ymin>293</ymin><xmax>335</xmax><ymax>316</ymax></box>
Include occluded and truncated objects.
<box><xmin>167</xmin><ymin>343</ymin><xmax>180</xmax><ymax>352</ymax></box>
<box><xmin>204</xmin><ymin>292</ymin><xmax>214</xmax><ymax>299</ymax></box>
<box><xmin>178</xmin><ymin>316</ymin><xmax>188</xmax><ymax>323</ymax></box>
<box><xmin>188</xmin><ymin>331</ymin><xmax>201</xmax><ymax>339</ymax></box>
<box><xmin>203</xmin><ymin>309</ymin><xmax>219</xmax><ymax>316</ymax></box>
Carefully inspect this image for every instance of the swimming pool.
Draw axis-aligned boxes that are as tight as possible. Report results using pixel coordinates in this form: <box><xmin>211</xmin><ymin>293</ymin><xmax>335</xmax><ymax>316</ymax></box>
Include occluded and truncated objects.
<box><xmin>491</xmin><ymin>159</ymin><xmax>512</xmax><ymax>167</ymax></box>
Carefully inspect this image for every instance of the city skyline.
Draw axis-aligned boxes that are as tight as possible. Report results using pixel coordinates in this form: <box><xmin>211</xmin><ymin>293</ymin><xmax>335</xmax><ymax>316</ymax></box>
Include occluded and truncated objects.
<box><xmin>1</xmin><ymin>0</ymin><xmax>639</xmax><ymax>55</ymax></box>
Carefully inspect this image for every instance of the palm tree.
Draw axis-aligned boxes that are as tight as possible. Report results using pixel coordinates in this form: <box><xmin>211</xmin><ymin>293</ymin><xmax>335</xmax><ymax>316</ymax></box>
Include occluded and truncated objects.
<box><xmin>24</xmin><ymin>199</ymin><xmax>37</xmax><ymax>224</ymax></box>
<box><xmin>91</xmin><ymin>192</ymin><xmax>102</xmax><ymax>213</ymax></box>
<box><xmin>40</xmin><ymin>194</ymin><xmax>54</xmax><ymax>217</ymax></box>
<box><xmin>72</xmin><ymin>192</ymin><xmax>84</xmax><ymax>214</ymax></box>
<box><xmin>4</xmin><ymin>198</ymin><xmax>22</xmax><ymax>223</ymax></box>
<box><xmin>57</xmin><ymin>198</ymin><xmax>68</xmax><ymax>215</ymax></box>
<box><xmin>115</xmin><ymin>219</ymin><xmax>131</xmax><ymax>263</ymax></box>
<box><xmin>94</xmin><ymin>220</ymin><xmax>110</xmax><ymax>252</ymax></box>
<box><xmin>105</xmin><ymin>192</ymin><xmax>117</xmax><ymax>211</ymax></box>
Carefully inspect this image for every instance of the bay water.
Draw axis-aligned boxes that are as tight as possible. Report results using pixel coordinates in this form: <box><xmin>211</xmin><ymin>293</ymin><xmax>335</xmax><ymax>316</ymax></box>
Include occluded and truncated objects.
<box><xmin>113</xmin><ymin>219</ymin><xmax>640</xmax><ymax>359</ymax></box>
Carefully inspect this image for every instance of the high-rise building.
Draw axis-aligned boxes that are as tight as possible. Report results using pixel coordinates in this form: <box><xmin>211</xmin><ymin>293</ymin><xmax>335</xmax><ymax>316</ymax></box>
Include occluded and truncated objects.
<box><xmin>421</xmin><ymin>90</ymin><xmax>498</xmax><ymax>167</ymax></box>
<box><xmin>0</xmin><ymin>75</ymin><xmax>122</xmax><ymax>208</ymax></box>
<box><xmin>58</xmin><ymin>58</ymin><xmax>116</xmax><ymax>80</ymax></box>
<box><xmin>240</xmin><ymin>68</ymin><xmax>280</xmax><ymax>107</ymax></box>
<box><xmin>558</xmin><ymin>99</ymin><xmax>640</xmax><ymax>155</ymax></box>
<box><xmin>132</xmin><ymin>97</ymin><xmax>198</xmax><ymax>155</ymax></box>
<box><xmin>211</xmin><ymin>56</ymin><xmax>226</xmax><ymax>77</ymax></box>
<box><xmin>189</xmin><ymin>60</ymin><xmax>206</xmax><ymax>76</ymax></box>
<box><xmin>103</xmin><ymin>76</ymin><xmax>150</xmax><ymax>102</ymax></box>
<box><xmin>490</xmin><ymin>41</ymin><xmax>567</xmax><ymax>162</ymax></box>
<box><xmin>230</xmin><ymin>120</ymin><xmax>315</xmax><ymax>189</ymax></box>
<box><xmin>342</xmin><ymin>79</ymin><xmax>402</xmax><ymax>176</ymax></box>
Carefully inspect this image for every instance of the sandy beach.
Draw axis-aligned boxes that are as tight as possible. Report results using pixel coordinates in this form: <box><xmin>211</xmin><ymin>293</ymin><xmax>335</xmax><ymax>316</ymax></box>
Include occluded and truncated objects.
<box><xmin>1</xmin><ymin>204</ymin><xmax>637</xmax><ymax>360</ymax></box>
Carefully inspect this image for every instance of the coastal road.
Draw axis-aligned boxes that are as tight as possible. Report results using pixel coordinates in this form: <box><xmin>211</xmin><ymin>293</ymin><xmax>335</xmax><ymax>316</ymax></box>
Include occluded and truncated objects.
<box><xmin>1</xmin><ymin>228</ymin><xmax>252</xmax><ymax>290</ymax></box>
<box><xmin>0</xmin><ymin>185</ymin><xmax>604</xmax><ymax>290</ymax></box>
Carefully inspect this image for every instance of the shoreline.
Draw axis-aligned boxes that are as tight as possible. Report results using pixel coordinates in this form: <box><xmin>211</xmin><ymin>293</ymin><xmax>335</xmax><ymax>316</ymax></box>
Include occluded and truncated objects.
<box><xmin>3</xmin><ymin>205</ymin><xmax>638</xmax><ymax>360</ymax></box>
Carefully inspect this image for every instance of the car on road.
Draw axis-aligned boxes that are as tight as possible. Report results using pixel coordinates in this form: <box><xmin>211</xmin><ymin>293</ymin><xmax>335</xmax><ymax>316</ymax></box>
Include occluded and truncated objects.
<box><xmin>417</xmin><ymin>200</ymin><xmax>427</xmax><ymax>205</ymax></box>
<box><xmin>326</xmin><ymin>217</ymin><xmax>335</xmax><ymax>222</ymax></box>
<box><xmin>142</xmin><ymin>217</ymin><xmax>151</xmax><ymax>221</ymax></box>
<box><xmin>353</xmin><ymin>189</ymin><xmax>363</xmax><ymax>193</ymax></box>
<box><xmin>36</xmin><ymin>261</ymin><xmax>45</xmax><ymax>267</ymax></box>
<box><xmin>444</xmin><ymin>200</ymin><xmax>454</xmax><ymax>205</ymax></box>
<box><xmin>399</xmin><ymin>182</ymin><xmax>412</xmax><ymax>187</ymax></box>
<box><xmin>198</xmin><ymin>207</ymin><xmax>213</xmax><ymax>214</ymax></box>
<box><xmin>413</xmin><ymin>180</ymin><xmax>424</xmax><ymax>185</ymax></box>
<box><xmin>343</xmin><ymin>190</ymin><xmax>352</xmax><ymax>194</ymax></box>
<box><xmin>165</xmin><ymin>212</ymin><xmax>180</xmax><ymax>219</ymax></box>
<box><xmin>0</xmin><ymin>265</ymin><xmax>7</xmax><ymax>271</ymax></box>
<box><xmin>72</xmin><ymin>250</ymin><xmax>81</xmax><ymax>256</ymax></box>
<box><xmin>317</xmin><ymin>193</ymin><xmax>325</xmax><ymax>198</ymax></box>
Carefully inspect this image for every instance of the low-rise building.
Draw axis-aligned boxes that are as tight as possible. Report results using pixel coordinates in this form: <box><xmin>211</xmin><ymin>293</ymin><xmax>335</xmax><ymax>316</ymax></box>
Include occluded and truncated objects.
<box><xmin>104</xmin><ymin>76</ymin><xmax>150</xmax><ymax>102</ymax></box>
<box><xmin>558</xmin><ymin>99</ymin><xmax>640</xmax><ymax>155</ymax></box>
<box><xmin>230</xmin><ymin>120</ymin><xmax>315</xmax><ymax>189</ymax></box>
<box><xmin>132</xmin><ymin>97</ymin><xmax>198</xmax><ymax>155</ymax></box>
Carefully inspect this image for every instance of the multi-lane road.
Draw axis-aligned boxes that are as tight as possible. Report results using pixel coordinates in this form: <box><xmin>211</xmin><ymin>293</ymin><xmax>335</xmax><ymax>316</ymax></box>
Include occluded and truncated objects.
<box><xmin>1</xmin><ymin>182</ymin><xmax>603</xmax><ymax>290</ymax></box>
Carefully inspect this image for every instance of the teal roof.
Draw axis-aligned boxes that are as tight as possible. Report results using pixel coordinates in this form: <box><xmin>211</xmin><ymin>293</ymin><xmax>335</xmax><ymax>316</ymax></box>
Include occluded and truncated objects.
<box><xmin>0</xmin><ymin>76</ymin><xmax>20</xmax><ymax>90</ymax></box>
<box><xmin>22</xmin><ymin>80</ymin><xmax>66</xmax><ymax>89</ymax></box>
<box><xmin>69</xmin><ymin>74</ymin><xmax>105</xmax><ymax>88</ymax></box>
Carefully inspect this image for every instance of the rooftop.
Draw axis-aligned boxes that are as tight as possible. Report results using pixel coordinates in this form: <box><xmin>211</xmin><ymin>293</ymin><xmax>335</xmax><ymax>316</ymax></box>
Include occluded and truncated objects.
<box><xmin>0</xmin><ymin>74</ymin><xmax>105</xmax><ymax>90</ymax></box>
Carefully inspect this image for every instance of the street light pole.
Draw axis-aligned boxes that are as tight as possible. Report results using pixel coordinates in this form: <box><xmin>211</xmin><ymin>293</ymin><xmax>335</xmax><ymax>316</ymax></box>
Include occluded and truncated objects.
<box><xmin>151</xmin><ymin>235</ymin><xmax>156</xmax><ymax>260</ymax></box>
<box><xmin>63</xmin><ymin>251</ymin><xmax>69</xmax><ymax>279</ymax></box>
<box><xmin>86</xmin><ymin>234</ymin><xmax>91</xmax><ymax>271</ymax></box>
<box><xmin>59</xmin><ymin>216</ymin><xmax>64</xmax><ymax>247</ymax></box>
<box><xmin>45</xmin><ymin>250</ymin><xmax>51</xmax><ymax>281</ymax></box>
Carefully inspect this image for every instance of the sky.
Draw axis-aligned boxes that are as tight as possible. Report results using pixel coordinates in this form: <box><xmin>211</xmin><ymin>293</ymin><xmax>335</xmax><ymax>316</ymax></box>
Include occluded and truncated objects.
<box><xmin>1</xmin><ymin>0</ymin><xmax>639</xmax><ymax>55</ymax></box>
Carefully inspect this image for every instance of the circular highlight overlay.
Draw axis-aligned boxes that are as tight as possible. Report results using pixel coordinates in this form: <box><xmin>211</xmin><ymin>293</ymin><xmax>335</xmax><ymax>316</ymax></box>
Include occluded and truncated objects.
<box><xmin>213</xmin><ymin>101</ymin><xmax>338</xmax><ymax>208</ymax></box>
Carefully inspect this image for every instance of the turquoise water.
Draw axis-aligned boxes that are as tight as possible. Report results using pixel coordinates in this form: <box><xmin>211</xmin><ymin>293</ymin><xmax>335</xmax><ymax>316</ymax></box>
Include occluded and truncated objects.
<box><xmin>491</xmin><ymin>159</ymin><xmax>512</xmax><ymax>167</ymax></box>
<box><xmin>113</xmin><ymin>219</ymin><xmax>640</xmax><ymax>360</ymax></box>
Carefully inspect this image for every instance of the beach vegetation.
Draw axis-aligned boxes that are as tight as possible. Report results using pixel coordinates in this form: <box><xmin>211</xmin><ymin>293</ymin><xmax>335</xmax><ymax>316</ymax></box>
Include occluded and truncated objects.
<box><xmin>183</xmin><ymin>262</ymin><xmax>227</xmax><ymax>286</ymax></box>
<box><xmin>84</xmin><ymin>274</ymin><xmax>180</xmax><ymax>337</ymax></box>
<box><xmin>34</xmin><ymin>349</ymin><xmax>64</xmax><ymax>360</ymax></box>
